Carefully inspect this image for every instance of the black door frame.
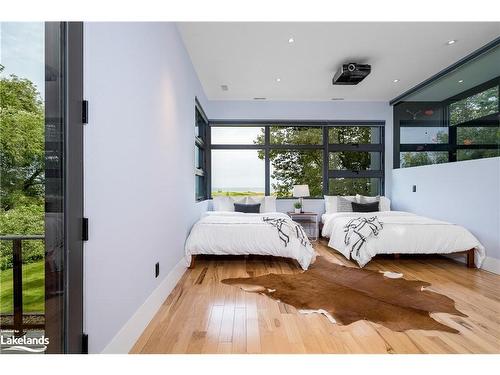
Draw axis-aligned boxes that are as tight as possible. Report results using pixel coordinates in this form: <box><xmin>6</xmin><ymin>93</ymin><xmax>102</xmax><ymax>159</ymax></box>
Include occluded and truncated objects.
<box><xmin>64</xmin><ymin>21</ymin><xmax>84</xmax><ymax>354</ymax></box>
<box><xmin>44</xmin><ymin>21</ymin><xmax>84</xmax><ymax>354</ymax></box>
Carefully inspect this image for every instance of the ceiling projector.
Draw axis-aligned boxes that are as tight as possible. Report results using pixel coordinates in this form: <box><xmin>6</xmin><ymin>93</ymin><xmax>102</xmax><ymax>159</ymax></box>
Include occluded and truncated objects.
<box><xmin>332</xmin><ymin>63</ymin><xmax>371</xmax><ymax>85</ymax></box>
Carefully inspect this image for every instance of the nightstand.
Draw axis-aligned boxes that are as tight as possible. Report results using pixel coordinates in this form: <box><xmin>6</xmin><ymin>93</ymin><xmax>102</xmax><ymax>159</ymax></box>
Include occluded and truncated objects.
<box><xmin>287</xmin><ymin>212</ymin><xmax>319</xmax><ymax>241</ymax></box>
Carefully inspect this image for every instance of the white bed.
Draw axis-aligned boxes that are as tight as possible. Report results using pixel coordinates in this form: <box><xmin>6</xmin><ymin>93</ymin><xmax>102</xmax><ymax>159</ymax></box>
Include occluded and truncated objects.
<box><xmin>321</xmin><ymin>210</ymin><xmax>485</xmax><ymax>268</ymax></box>
<box><xmin>185</xmin><ymin>211</ymin><xmax>316</xmax><ymax>270</ymax></box>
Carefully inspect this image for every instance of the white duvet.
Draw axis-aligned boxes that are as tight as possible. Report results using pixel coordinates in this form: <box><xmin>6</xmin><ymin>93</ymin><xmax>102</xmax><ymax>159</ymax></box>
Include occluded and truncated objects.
<box><xmin>321</xmin><ymin>211</ymin><xmax>485</xmax><ymax>268</ymax></box>
<box><xmin>185</xmin><ymin>211</ymin><xmax>316</xmax><ymax>270</ymax></box>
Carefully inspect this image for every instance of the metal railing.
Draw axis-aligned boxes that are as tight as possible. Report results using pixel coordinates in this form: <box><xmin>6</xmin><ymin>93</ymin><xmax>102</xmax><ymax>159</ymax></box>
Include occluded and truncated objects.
<box><xmin>0</xmin><ymin>235</ymin><xmax>45</xmax><ymax>336</ymax></box>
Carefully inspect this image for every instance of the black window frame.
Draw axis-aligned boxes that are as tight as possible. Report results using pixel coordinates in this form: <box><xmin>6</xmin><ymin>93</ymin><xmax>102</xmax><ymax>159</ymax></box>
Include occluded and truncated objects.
<box><xmin>208</xmin><ymin>120</ymin><xmax>385</xmax><ymax>199</ymax></box>
<box><xmin>194</xmin><ymin>98</ymin><xmax>209</xmax><ymax>202</ymax></box>
<box><xmin>393</xmin><ymin>77</ymin><xmax>500</xmax><ymax>169</ymax></box>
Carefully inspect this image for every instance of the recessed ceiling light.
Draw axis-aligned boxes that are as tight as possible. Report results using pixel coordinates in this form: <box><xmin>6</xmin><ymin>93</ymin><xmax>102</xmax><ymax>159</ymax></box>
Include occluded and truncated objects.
<box><xmin>393</xmin><ymin>79</ymin><xmax>400</xmax><ymax>83</ymax></box>
<box><xmin>288</xmin><ymin>37</ymin><xmax>294</xmax><ymax>43</ymax></box>
<box><xmin>446</xmin><ymin>40</ymin><xmax>457</xmax><ymax>45</ymax></box>
<box><xmin>458</xmin><ymin>79</ymin><xmax>464</xmax><ymax>83</ymax></box>
<box><xmin>276</xmin><ymin>78</ymin><xmax>281</xmax><ymax>82</ymax></box>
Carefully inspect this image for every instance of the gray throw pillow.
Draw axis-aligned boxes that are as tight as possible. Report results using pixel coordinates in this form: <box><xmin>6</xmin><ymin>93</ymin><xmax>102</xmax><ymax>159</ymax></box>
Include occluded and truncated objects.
<box><xmin>359</xmin><ymin>195</ymin><xmax>380</xmax><ymax>204</ymax></box>
<box><xmin>337</xmin><ymin>197</ymin><xmax>354</xmax><ymax>212</ymax></box>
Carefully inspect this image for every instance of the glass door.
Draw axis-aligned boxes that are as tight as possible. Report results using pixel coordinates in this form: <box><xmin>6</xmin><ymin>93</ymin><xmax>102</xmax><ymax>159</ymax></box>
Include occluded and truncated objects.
<box><xmin>0</xmin><ymin>22</ymin><xmax>83</xmax><ymax>354</ymax></box>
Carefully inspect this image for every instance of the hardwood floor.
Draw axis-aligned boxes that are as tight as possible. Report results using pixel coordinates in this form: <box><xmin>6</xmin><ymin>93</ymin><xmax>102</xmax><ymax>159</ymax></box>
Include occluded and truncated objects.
<box><xmin>131</xmin><ymin>241</ymin><xmax>500</xmax><ymax>354</ymax></box>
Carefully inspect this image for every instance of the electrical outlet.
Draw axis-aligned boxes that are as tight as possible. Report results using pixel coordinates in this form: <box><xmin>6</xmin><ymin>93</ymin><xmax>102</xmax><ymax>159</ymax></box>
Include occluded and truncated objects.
<box><xmin>412</xmin><ymin>185</ymin><xmax>417</xmax><ymax>192</ymax></box>
<box><xmin>155</xmin><ymin>262</ymin><xmax>159</xmax><ymax>278</ymax></box>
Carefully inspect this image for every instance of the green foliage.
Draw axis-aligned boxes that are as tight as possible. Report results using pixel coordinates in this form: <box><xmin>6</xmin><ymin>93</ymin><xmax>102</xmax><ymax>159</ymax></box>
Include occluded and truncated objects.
<box><xmin>0</xmin><ymin>74</ymin><xmax>45</xmax><ymax>269</ymax></box>
<box><xmin>1</xmin><ymin>74</ymin><xmax>45</xmax><ymax>210</ymax></box>
<box><xmin>293</xmin><ymin>201</ymin><xmax>302</xmax><ymax>209</ymax></box>
<box><xmin>0</xmin><ymin>204</ymin><xmax>45</xmax><ymax>270</ymax></box>
<box><xmin>328</xmin><ymin>178</ymin><xmax>378</xmax><ymax>196</ymax></box>
<box><xmin>400</xmin><ymin>152</ymin><xmax>448</xmax><ymax>168</ymax></box>
<box><xmin>211</xmin><ymin>191</ymin><xmax>264</xmax><ymax>197</ymax></box>
<box><xmin>0</xmin><ymin>260</ymin><xmax>45</xmax><ymax>314</ymax></box>
<box><xmin>450</xmin><ymin>86</ymin><xmax>499</xmax><ymax>125</ymax></box>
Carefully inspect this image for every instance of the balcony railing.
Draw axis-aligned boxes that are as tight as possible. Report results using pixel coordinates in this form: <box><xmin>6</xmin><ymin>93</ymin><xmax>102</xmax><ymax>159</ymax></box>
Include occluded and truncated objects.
<box><xmin>0</xmin><ymin>235</ymin><xmax>45</xmax><ymax>336</ymax></box>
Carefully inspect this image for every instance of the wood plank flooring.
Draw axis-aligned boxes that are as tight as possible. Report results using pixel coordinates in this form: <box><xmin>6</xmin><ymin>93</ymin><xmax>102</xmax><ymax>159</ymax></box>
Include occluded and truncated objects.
<box><xmin>131</xmin><ymin>241</ymin><xmax>500</xmax><ymax>354</ymax></box>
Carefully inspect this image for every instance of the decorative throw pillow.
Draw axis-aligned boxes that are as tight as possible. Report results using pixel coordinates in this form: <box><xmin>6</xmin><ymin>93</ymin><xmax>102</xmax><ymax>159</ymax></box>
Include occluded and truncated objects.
<box><xmin>351</xmin><ymin>201</ymin><xmax>380</xmax><ymax>212</ymax></box>
<box><xmin>263</xmin><ymin>196</ymin><xmax>277</xmax><ymax>213</ymax></box>
<box><xmin>337</xmin><ymin>196</ymin><xmax>355</xmax><ymax>212</ymax></box>
<box><xmin>234</xmin><ymin>203</ymin><xmax>261</xmax><ymax>213</ymax></box>
<box><xmin>356</xmin><ymin>194</ymin><xmax>390</xmax><ymax>211</ymax></box>
<box><xmin>213</xmin><ymin>196</ymin><xmax>233</xmax><ymax>211</ymax></box>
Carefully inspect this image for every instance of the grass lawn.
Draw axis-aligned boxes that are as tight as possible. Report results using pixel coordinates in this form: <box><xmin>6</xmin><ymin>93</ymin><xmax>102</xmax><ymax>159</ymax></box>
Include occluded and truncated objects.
<box><xmin>0</xmin><ymin>260</ymin><xmax>44</xmax><ymax>314</ymax></box>
<box><xmin>211</xmin><ymin>191</ymin><xmax>265</xmax><ymax>197</ymax></box>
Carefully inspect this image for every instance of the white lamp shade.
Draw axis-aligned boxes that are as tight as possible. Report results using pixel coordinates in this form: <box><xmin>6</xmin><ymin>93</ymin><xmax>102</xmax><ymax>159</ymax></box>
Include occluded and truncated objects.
<box><xmin>292</xmin><ymin>185</ymin><xmax>310</xmax><ymax>198</ymax></box>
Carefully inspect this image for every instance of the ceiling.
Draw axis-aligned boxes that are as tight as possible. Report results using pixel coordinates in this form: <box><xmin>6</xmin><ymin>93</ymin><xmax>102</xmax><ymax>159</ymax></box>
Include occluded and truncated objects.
<box><xmin>177</xmin><ymin>22</ymin><xmax>500</xmax><ymax>101</ymax></box>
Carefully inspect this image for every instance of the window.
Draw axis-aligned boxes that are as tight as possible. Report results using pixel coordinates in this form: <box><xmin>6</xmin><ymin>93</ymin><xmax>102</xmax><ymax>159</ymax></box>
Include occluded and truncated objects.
<box><xmin>270</xmin><ymin>149</ymin><xmax>323</xmax><ymax>197</ymax></box>
<box><xmin>211</xmin><ymin>149</ymin><xmax>265</xmax><ymax>196</ymax></box>
<box><xmin>450</xmin><ymin>86</ymin><xmax>499</xmax><ymax>126</ymax></box>
<box><xmin>328</xmin><ymin>178</ymin><xmax>381</xmax><ymax>196</ymax></box>
<box><xmin>210</xmin><ymin>122</ymin><xmax>384</xmax><ymax>198</ymax></box>
<box><xmin>328</xmin><ymin>126</ymin><xmax>381</xmax><ymax>144</ymax></box>
<box><xmin>394</xmin><ymin>82</ymin><xmax>499</xmax><ymax>168</ymax></box>
<box><xmin>327</xmin><ymin>126</ymin><xmax>384</xmax><ymax>196</ymax></box>
<box><xmin>393</xmin><ymin>42</ymin><xmax>499</xmax><ymax>169</ymax></box>
<box><xmin>400</xmin><ymin>151</ymin><xmax>448</xmax><ymax>168</ymax></box>
<box><xmin>270</xmin><ymin>126</ymin><xmax>322</xmax><ymax>145</ymax></box>
<box><xmin>194</xmin><ymin>100</ymin><xmax>208</xmax><ymax>201</ymax></box>
<box><xmin>211</xmin><ymin>126</ymin><xmax>265</xmax><ymax>145</ymax></box>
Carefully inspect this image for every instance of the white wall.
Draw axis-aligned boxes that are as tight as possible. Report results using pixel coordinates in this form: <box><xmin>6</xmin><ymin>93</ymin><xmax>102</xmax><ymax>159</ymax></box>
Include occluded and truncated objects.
<box><xmin>392</xmin><ymin>157</ymin><xmax>500</xmax><ymax>267</ymax></box>
<box><xmin>207</xmin><ymin>100</ymin><xmax>393</xmax><ymax>210</ymax></box>
<box><xmin>84</xmin><ymin>22</ymin><xmax>209</xmax><ymax>353</ymax></box>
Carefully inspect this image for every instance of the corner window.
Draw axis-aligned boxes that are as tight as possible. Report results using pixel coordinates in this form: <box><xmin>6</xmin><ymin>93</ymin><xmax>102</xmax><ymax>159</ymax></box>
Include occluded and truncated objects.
<box><xmin>393</xmin><ymin>43</ymin><xmax>499</xmax><ymax>169</ymax></box>
<box><xmin>195</xmin><ymin>100</ymin><xmax>208</xmax><ymax>201</ymax></box>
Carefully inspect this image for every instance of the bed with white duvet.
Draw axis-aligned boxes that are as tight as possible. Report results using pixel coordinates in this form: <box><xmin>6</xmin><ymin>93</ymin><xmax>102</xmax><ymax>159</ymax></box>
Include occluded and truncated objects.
<box><xmin>321</xmin><ymin>206</ymin><xmax>485</xmax><ymax>268</ymax></box>
<box><xmin>185</xmin><ymin>196</ymin><xmax>316</xmax><ymax>270</ymax></box>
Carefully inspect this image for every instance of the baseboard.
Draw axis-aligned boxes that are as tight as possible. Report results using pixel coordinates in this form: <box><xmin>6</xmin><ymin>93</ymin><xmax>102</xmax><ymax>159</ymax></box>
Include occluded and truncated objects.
<box><xmin>101</xmin><ymin>258</ymin><xmax>187</xmax><ymax>354</ymax></box>
<box><xmin>448</xmin><ymin>254</ymin><xmax>500</xmax><ymax>275</ymax></box>
<box><xmin>482</xmin><ymin>256</ymin><xmax>500</xmax><ymax>275</ymax></box>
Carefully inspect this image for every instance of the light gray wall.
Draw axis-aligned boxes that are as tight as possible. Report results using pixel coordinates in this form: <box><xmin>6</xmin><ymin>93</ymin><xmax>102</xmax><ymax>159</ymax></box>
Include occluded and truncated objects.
<box><xmin>84</xmin><ymin>22</ymin><xmax>209</xmax><ymax>353</ymax></box>
<box><xmin>207</xmin><ymin>100</ymin><xmax>393</xmax><ymax>203</ymax></box>
<box><xmin>391</xmin><ymin>157</ymin><xmax>500</xmax><ymax>260</ymax></box>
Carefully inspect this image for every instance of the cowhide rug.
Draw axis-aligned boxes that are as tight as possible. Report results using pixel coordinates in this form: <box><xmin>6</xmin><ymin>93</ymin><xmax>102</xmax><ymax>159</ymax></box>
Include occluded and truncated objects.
<box><xmin>222</xmin><ymin>257</ymin><xmax>465</xmax><ymax>333</ymax></box>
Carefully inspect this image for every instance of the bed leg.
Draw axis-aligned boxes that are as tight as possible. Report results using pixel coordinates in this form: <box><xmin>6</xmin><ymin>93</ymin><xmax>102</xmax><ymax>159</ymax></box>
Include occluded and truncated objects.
<box><xmin>466</xmin><ymin>249</ymin><xmax>475</xmax><ymax>268</ymax></box>
<box><xmin>189</xmin><ymin>255</ymin><xmax>196</xmax><ymax>269</ymax></box>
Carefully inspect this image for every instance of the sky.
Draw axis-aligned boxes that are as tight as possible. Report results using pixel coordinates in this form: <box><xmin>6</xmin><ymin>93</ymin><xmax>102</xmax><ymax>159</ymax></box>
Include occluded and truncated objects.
<box><xmin>0</xmin><ymin>22</ymin><xmax>45</xmax><ymax>99</ymax></box>
<box><xmin>211</xmin><ymin>127</ymin><xmax>265</xmax><ymax>191</ymax></box>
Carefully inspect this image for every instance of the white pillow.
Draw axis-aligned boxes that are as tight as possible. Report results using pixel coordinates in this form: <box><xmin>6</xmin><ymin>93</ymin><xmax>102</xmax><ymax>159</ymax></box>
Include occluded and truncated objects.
<box><xmin>247</xmin><ymin>196</ymin><xmax>277</xmax><ymax>213</ymax></box>
<box><xmin>324</xmin><ymin>196</ymin><xmax>336</xmax><ymax>213</ymax></box>
<box><xmin>213</xmin><ymin>196</ymin><xmax>247</xmax><ymax>211</ymax></box>
<box><xmin>324</xmin><ymin>195</ymin><xmax>356</xmax><ymax>213</ymax></box>
<box><xmin>356</xmin><ymin>194</ymin><xmax>391</xmax><ymax>211</ymax></box>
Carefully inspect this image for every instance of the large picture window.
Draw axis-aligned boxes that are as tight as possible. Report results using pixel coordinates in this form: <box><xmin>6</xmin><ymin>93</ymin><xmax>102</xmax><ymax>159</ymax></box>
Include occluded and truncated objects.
<box><xmin>209</xmin><ymin>122</ymin><xmax>384</xmax><ymax>198</ymax></box>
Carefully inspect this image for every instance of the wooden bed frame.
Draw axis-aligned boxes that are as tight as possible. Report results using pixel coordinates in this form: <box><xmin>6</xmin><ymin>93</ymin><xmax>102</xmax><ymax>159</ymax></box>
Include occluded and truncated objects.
<box><xmin>392</xmin><ymin>248</ymin><xmax>475</xmax><ymax>268</ymax></box>
<box><xmin>188</xmin><ymin>254</ymin><xmax>304</xmax><ymax>269</ymax></box>
<box><xmin>188</xmin><ymin>248</ymin><xmax>476</xmax><ymax>269</ymax></box>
